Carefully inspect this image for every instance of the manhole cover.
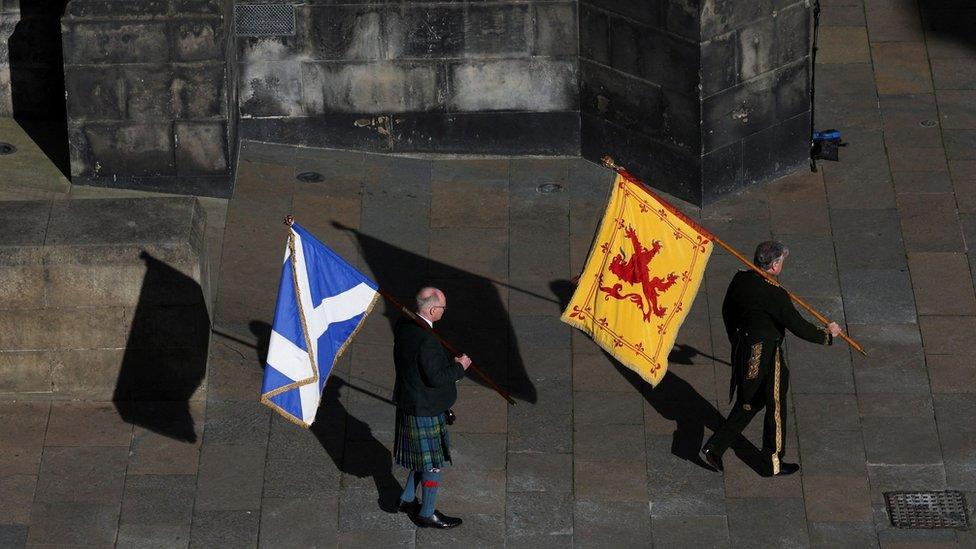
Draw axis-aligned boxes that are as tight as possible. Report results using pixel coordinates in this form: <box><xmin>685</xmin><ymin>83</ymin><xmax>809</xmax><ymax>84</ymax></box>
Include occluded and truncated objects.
<box><xmin>0</xmin><ymin>142</ymin><xmax>16</xmax><ymax>155</ymax></box>
<box><xmin>296</xmin><ymin>171</ymin><xmax>324</xmax><ymax>183</ymax></box>
<box><xmin>884</xmin><ymin>491</ymin><xmax>969</xmax><ymax>529</ymax></box>
<box><xmin>537</xmin><ymin>183</ymin><xmax>563</xmax><ymax>194</ymax></box>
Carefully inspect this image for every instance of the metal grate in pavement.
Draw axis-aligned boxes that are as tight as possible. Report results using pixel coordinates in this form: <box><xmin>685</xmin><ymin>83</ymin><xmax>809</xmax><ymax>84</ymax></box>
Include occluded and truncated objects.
<box><xmin>884</xmin><ymin>491</ymin><xmax>969</xmax><ymax>529</ymax></box>
<box><xmin>235</xmin><ymin>4</ymin><xmax>296</xmax><ymax>36</ymax></box>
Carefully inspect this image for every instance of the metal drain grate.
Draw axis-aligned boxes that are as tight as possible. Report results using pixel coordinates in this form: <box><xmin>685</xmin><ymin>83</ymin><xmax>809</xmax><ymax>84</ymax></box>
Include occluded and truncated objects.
<box><xmin>885</xmin><ymin>491</ymin><xmax>969</xmax><ymax>529</ymax></box>
<box><xmin>235</xmin><ymin>4</ymin><xmax>296</xmax><ymax>37</ymax></box>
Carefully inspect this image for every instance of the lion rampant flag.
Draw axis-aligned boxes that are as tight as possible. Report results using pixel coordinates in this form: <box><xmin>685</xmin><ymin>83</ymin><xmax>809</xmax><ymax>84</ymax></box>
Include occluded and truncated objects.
<box><xmin>561</xmin><ymin>173</ymin><xmax>714</xmax><ymax>386</ymax></box>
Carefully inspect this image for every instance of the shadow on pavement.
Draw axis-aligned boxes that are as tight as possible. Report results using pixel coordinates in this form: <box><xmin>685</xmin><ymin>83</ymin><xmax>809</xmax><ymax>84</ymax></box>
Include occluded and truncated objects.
<box><xmin>335</xmin><ymin>222</ymin><xmax>538</xmax><ymax>404</ymax></box>
<box><xmin>917</xmin><ymin>1</ymin><xmax>976</xmax><ymax>54</ymax></box>
<box><xmin>113</xmin><ymin>252</ymin><xmax>209</xmax><ymax>443</ymax></box>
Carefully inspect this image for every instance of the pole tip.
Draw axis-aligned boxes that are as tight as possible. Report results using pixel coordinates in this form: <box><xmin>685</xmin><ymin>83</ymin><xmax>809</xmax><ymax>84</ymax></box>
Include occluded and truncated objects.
<box><xmin>601</xmin><ymin>155</ymin><xmax>621</xmax><ymax>171</ymax></box>
<box><xmin>283</xmin><ymin>215</ymin><xmax>294</xmax><ymax>227</ymax></box>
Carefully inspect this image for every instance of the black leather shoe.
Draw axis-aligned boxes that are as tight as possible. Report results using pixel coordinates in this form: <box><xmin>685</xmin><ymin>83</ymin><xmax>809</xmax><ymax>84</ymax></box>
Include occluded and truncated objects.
<box><xmin>701</xmin><ymin>445</ymin><xmax>724</xmax><ymax>472</ymax></box>
<box><xmin>415</xmin><ymin>510</ymin><xmax>462</xmax><ymax>529</ymax></box>
<box><xmin>398</xmin><ymin>499</ymin><xmax>419</xmax><ymax>514</ymax></box>
<box><xmin>775</xmin><ymin>462</ymin><xmax>800</xmax><ymax>476</ymax></box>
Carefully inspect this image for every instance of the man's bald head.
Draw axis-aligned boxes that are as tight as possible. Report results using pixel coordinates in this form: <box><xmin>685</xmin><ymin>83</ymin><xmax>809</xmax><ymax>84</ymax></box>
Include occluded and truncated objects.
<box><xmin>416</xmin><ymin>287</ymin><xmax>445</xmax><ymax>311</ymax></box>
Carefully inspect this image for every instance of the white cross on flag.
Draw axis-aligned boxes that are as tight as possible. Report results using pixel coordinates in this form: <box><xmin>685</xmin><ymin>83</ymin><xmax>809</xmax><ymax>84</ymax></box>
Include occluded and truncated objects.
<box><xmin>260</xmin><ymin>222</ymin><xmax>379</xmax><ymax>427</ymax></box>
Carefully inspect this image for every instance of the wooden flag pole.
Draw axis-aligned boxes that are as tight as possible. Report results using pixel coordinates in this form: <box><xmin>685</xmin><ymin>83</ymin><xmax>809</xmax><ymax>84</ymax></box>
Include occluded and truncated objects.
<box><xmin>282</xmin><ymin>215</ymin><xmax>517</xmax><ymax>405</ymax></box>
<box><xmin>599</xmin><ymin>157</ymin><xmax>868</xmax><ymax>357</ymax></box>
<box><xmin>377</xmin><ymin>289</ymin><xmax>518</xmax><ymax>406</ymax></box>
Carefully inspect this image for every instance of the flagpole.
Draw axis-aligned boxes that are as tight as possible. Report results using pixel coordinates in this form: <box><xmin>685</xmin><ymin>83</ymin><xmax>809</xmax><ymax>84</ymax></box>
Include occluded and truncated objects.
<box><xmin>282</xmin><ymin>215</ymin><xmax>517</xmax><ymax>406</ymax></box>
<box><xmin>376</xmin><ymin>289</ymin><xmax>518</xmax><ymax>406</ymax></box>
<box><xmin>599</xmin><ymin>156</ymin><xmax>868</xmax><ymax>357</ymax></box>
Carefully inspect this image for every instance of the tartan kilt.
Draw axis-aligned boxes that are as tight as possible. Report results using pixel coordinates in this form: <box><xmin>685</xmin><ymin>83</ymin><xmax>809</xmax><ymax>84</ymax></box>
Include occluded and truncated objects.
<box><xmin>393</xmin><ymin>410</ymin><xmax>451</xmax><ymax>471</ymax></box>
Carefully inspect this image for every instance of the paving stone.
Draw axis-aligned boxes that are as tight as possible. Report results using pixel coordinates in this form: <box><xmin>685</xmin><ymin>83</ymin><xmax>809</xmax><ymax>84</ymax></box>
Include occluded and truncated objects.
<box><xmin>194</xmin><ymin>444</ymin><xmax>266</xmax><ymax>511</ymax></box>
<box><xmin>927</xmin><ymin>354</ymin><xmax>976</xmax><ymax>393</ymax></box>
<box><xmin>773</xmin><ymin>234</ymin><xmax>841</xmax><ymax>296</ymax></box>
<box><xmin>887</xmin><ymin>147</ymin><xmax>948</xmax><ymax>173</ymax></box>
<box><xmin>767</xmin><ymin>171</ymin><xmax>831</xmax><ymax>236</ymax></box>
<box><xmin>449</xmin><ymin>433</ymin><xmax>507</xmax><ymax>471</ymax></box>
<box><xmin>938</xmin><ymin>90</ymin><xmax>976</xmax><ymax>130</ymax></box>
<box><xmin>797</xmin><ymin>428</ymin><xmax>868</xmax><ymax>475</ymax></box>
<box><xmin>727</xmin><ymin>497</ymin><xmax>810</xmax><ymax>548</ymax></box>
<box><xmin>337</xmin><ymin>529</ymin><xmax>415</xmax><ymax>547</ymax></box>
<box><xmin>508</xmin><ymin>411</ymin><xmax>572</xmax><ymax>454</ymax></box>
<box><xmin>857</xmin><ymin>393</ymin><xmax>934</xmax><ymax>418</ymax></box>
<box><xmin>871</xmin><ymin>502</ymin><xmax>959</xmax><ymax>546</ymax></box>
<box><xmin>818</xmin><ymin>27</ymin><xmax>871</xmax><ymax>64</ymax></box>
<box><xmin>931</xmin><ymin>58</ymin><xmax>976</xmax><ymax>91</ymax></box>
<box><xmin>867</xmin><ymin>463</ymin><xmax>948</xmax><ymax>503</ymax></box>
<box><xmin>264</xmin><ymin>457</ymin><xmax>343</xmax><ymax>498</ymax></box>
<box><xmin>723</xmin><ymin>456</ymin><xmax>802</xmax><ymax>498</ymax></box>
<box><xmin>646</xmin><ymin>440</ymin><xmax>726</xmax><ymax>516</ymax></box>
<box><xmin>861</xmin><ymin>416</ymin><xmax>943</xmax><ymax>465</ymax></box>
<box><xmin>0</xmin><ymin>525</ymin><xmax>27</xmax><ymax>548</ymax></box>
<box><xmin>897</xmin><ymin>194</ymin><xmax>965</xmax><ymax>252</ymax></box>
<box><xmin>431</xmin><ymin>179</ymin><xmax>508</xmax><ymax>229</ymax></box>
<box><xmin>872</xmin><ymin>42</ymin><xmax>934</xmax><ymax>95</ymax></box>
<box><xmin>794</xmin><ymin>393</ymin><xmax>861</xmax><ymax>432</ymax></box>
<box><xmin>822</xmin><ymin>5</ymin><xmax>867</xmax><ymax>27</ymax></box>
<box><xmin>892</xmin><ymin>171</ymin><xmax>955</xmax><ymax>194</ymax></box>
<box><xmin>436</xmin><ymin>469</ymin><xmax>506</xmax><ymax>516</ymax></box>
<box><xmin>918</xmin><ymin>316</ymin><xmax>976</xmax><ymax>355</ymax></box>
<box><xmin>574</xmin><ymin>423</ymin><xmax>644</xmax><ymax>461</ymax></box>
<box><xmin>574</xmin><ymin>500</ymin><xmax>650</xmax><ymax>547</ymax></box>
<box><xmin>27</xmin><ymin>501</ymin><xmax>121</xmax><ymax>546</ymax></box>
<box><xmin>337</xmin><ymin>487</ymin><xmax>415</xmax><ymax>532</ymax></box>
<box><xmin>429</xmin><ymin>227</ymin><xmax>509</xmax><ymax>281</ymax></box>
<box><xmin>0</xmin><ymin>402</ymin><xmax>48</xmax><ymax>475</ymax></box>
<box><xmin>452</xmin><ymin>385</ymin><xmax>508</xmax><ymax>434</ymax></box>
<box><xmin>933</xmin><ymin>394</ymin><xmax>976</xmax><ymax>490</ymax></box>
<box><xmin>127</xmin><ymin>423</ymin><xmax>203</xmax><ymax>476</ymax></box>
<box><xmin>865</xmin><ymin>0</ymin><xmax>924</xmax><ymax>42</ymax></box>
<box><xmin>120</xmin><ymin>474</ymin><xmax>195</xmax><ymax>526</ymax></box>
<box><xmin>573</xmin><ymin>390</ymin><xmax>644</xmax><ymax>426</ymax></box>
<box><xmin>651</xmin><ymin>515</ymin><xmax>730</xmax><ymax>548</ymax></box>
<box><xmin>808</xmin><ymin>521</ymin><xmax>879</xmax><ymax>548</ymax></box>
<box><xmin>574</xmin><ymin>460</ymin><xmax>647</xmax><ymax>502</ymax></box>
<box><xmin>839</xmin><ymin>269</ymin><xmax>917</xmax><ymax>324</ymax></box>
<box><xmin>117</xmin><ymin>523</ymin><xmax>191</xmax><ymax>548</ymax></box>
<box><xmin>416</xmin><ymin>513</ymin><xmax>504</xmax><ymax>547</ymax></box>
<box><xmin>507</xmin><ymin>453</ymin><xmax>572</xmax><ymax>493</ymax></box>
<box><xmin>0</xmin><ymin>475</ymin><xmax>35</xmax><ymax>524</ymax></box>
<box><xmin>943</xmin><ymin>130</ymin><xmax>976</xmax><ymax>162</ymax></box>
<box><xmin>803</xmin><ymin>475</ymin><xmax>872</xmax><ymax>522</ymax></box>
<box><xmin>203</xmin><ymin>400</ymin><xmax>270</xmax><ymax>446</ymax></box>
<box><xmin>506</xmin><ymin>492</ymin><xmax>573</xmax><ymax>537</ymax></box>
<box><xmin>572</xmin><ymin>352</ymin><xmax>636</xmax><ymax>393</ymax></box>
<box><xmin>189</xmin><ymin>509</ymin><xmax>260</xmax><ymax>548</ymax></box>
<box><xmin>817</xmin><ymin>93</ymin><xmax>884</xmax><ymax>133</ymax></box>
<box><xmin>35</xmin><ymin>446</ymin><xmax>127</xmax><ymax>503</ymax></box>
<box><xmin>258</xmin><ymin>496</ymin><xmax>338</xmax><ymax>548</ymax></box>
<box><xmin>908</xmin><ymin>253</ymin><xmax>976</xmax><ymax>315</ymax></box>
<box><xmin>45</xmin><ymin>401</ymin><xmax>133</xmax><ymax>447</ymax></box>
<box><xmin>850</xmin><ymin>324</ymin><xmax>931</xmax><ymax>394</ymax></box>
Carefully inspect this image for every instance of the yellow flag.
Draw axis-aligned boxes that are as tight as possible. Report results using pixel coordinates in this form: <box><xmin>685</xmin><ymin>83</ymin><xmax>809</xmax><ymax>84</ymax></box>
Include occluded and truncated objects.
<box><xmin>561</xmin><ymin>173</ymin><xmax>714</xmax><ymax>386</ymax></box>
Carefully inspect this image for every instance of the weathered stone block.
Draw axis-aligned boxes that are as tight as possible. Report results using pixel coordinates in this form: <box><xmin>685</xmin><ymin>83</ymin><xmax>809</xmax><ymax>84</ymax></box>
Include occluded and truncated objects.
<box><xmin>176</xmin><ymin>121</ymin><xmax>228</xmax><ymax>174</ymax></box>
<box><xmin>81</xmin><ymin>123</ymin><xmax>175</xmax><ymax>177</ymax></box>
<box><xmin>579</xmin><ymin>5</ymin><xmax>611</xmax><ymax>67</ymax></box>
<box><xmin>308</xmin><ymin>6</ymin><xmax>393</xmax><ymax>61</ymax></box>
<box><xmin>302</xmin><ymin>61</ymin><xmax>443</xmax><ymax>114</ymax></box>
<box><xmin>701</xmin><ymin>0</ymin><xmax>774</xmax><ymax>40</ymax></box>
<box><xmin>701</xmin><ymin>30</ymin><xmax>737</xmax><ymax>97</ymax></box>
<box><xmin>239</xmin><ymin>60</ymin><xmax>303</xmax><ymax>117</ymax></box>
<box><xmin>776</xmin><ymin>2</ymin><xmax>811</xmax><ymax>66</ymax></box>
<box><xmin>451</xmin><ymin>59</ymin><xmax>577</xmax><ymax>112</ymax></box>
<box><xmin>63</xmin><ymin>21</ymin><xmax>169</xmax><ymax>65</ymax></box>
<box><xmin>395</xmin><ymin>6</ymin><xmax>464</xmax><ymax>59</ymax></box>
<box><xmin>176</xmin><ymin>0</ymin><xmax>221</xmax><ymax>15</ymax></box>
<box><xmin>174</xmin><ymin>63</ymin><xmax>226</xmax><ymax>119</ymax></box>
<box><xmin>66</xmin><ymin>0</ymin><xmax>170</xmax><ymax>18</ymax></box>
<box><xmin>65</xmin><ymin>66</ymin><xmax>123</xmax><ymax>120</ymax></box>
<box><xmin>0</xmin><ymin>350</ymin><xmax>52</xmax><ymax>393</ymax></box>
<box><xmin>533</xmin><ymin>3</ymin><xmax>577</xmax><ymax>57</ymax></box>
<box><xmin>737</xmin><ymin>16</ymin><xmax>775</xmax><ymax>82</ymax></box>
<box><xmin>173</xmin><ymin>19</ymin><xmax>223</xmax><ymax>62</ymax></box>
<box><xmin>123</xmin><ymin>65</ymin><xmax>174</xmax><ymax>120</ymax></box>
<box><xmin>589</xmin><ymin>0</ymin><xmax>660</xmax><ymax>27</ymax></box>
<box><xmin>465</xmin><ymin>4</ymin><xmax>529</xmax><ymax>56</ymax></box>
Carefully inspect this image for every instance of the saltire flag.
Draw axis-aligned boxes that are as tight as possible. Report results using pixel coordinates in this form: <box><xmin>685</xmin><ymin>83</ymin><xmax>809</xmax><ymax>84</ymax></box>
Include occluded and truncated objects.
<box><xmin>561</xmin><ymin>173</ymin><xmax>714</xmax><ymax>386</ymax></box>
<box><xmin>260</xmin><ymin>222</ymin><xmax>379</xmax><ymax>427</ymax></box>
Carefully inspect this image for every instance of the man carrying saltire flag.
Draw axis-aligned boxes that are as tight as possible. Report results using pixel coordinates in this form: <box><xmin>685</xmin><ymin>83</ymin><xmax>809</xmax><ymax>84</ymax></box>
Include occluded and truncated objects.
<box><xmin>560</xmin><ymin>171</ymin><xmax>714</xmax><ymax>387</ymax></box>
<box><xmin>260</xmin><ymin>220</ymin><xmax>379</xmax><ymax>427</ymax></box>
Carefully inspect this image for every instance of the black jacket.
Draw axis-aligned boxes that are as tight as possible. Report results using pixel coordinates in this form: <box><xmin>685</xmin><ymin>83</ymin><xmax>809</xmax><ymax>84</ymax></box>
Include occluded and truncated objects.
<box><xmin>393</xmin><ymin>317</ymin><xmax>465</xmax><ymax>416</ymax></box>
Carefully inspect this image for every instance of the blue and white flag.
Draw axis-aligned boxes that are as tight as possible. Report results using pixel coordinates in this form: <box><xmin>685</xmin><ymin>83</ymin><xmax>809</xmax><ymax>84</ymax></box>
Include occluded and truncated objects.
<box><xmin>260</xmin><ymin>222</ymin><xmax>379</xmax><ymax>427</ymax></box>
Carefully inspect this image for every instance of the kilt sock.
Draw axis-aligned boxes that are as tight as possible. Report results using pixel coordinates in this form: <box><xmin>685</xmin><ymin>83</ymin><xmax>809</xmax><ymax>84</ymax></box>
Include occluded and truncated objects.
<box><xmin>419</xmin><ymin>470</ymin><xmax>442</xmax><ymax>518</ymax></box>
<box><xmin>400</xmin><ymin>470</ymin><xmax>421</xmax><ymax>503</ymax></box>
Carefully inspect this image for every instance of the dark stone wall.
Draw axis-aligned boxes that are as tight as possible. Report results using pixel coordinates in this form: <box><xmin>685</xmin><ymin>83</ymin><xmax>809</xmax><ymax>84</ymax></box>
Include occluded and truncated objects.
<box><xmin>580</xmin><ymin>0</ymin><xmax>812</xmax><ymax>205</ymax></box>
<box><xmin>62</xmin><ymin>0</ymin><xmax>236</xmax><ymax>197</ymax></box>
<box><xmin>236</xmin><ymin>1</ymin><xmax>580</xmax><ymax>155</ymax></box>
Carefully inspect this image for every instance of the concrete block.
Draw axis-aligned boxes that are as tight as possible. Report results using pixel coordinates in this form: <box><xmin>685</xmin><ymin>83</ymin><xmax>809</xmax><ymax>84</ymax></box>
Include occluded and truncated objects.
<box><xmin>173</xmin><ymin>19</ymin><xmax>223</xmax><ymax>62</ymax></box>
<box><xmin>64</xmin><ymin>66</ymin><xmax>123</xmax><ymax>120</ymax></box>
<box><xmin>465</xmin><ymin>4</ymin><xmax>530</xmax><ymax>56</ymax></box>
<box><xmin>173</xmin><ymin>63</ymin><xmax>226</xmax><ymax>119</ymax></box>
<box><xmin>451</xmin><ymin>59</ymin><xmax>577</xmax><ymax>112</ymax></box>
<box><xmin>63</xmin><ymin>21</ymin><xmax>169</xmax><ymax>65</ymax></box>
<box><xmin>239</xmin><ymin>60</ymin><xmax>303</xmax><ymax>117</ymax></box>
<box><xmin>176</xmin><ymin>122</ymin><xmax>228</xmax><ymax>174</ymax></box>
<box><xmin>302</xmin><ymin>61</ymin><xmax>442</xmax><ymax>114</ymax></box>
<box><xmin>532</xmin><ymin>3</ymin><xmax>577</xmax><ymax>57</ymax></box>
<box><xmin>0</xmin><ymin>350</ymin><xmax>51</xmax><ymax>393</ymax></box>
<box><xmin>82</xmin><ymin>123</ymin><xmax>176</xmax><ymax>177</ymax></box>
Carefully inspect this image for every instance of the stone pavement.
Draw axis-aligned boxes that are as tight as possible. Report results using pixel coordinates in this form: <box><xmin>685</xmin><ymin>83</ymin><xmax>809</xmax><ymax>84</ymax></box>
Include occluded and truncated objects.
<box><xmin>2</xmin><ymin>0</ymin><xmax>976</xmax><ymax>547</ymax></box>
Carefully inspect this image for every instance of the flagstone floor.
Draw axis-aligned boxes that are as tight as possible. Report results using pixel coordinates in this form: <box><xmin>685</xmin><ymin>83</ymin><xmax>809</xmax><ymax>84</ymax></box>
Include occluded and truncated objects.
<box><xmin>3</xmin><ymin>0</ymin><xmax>976</xmax><ymax>546</ymax></box>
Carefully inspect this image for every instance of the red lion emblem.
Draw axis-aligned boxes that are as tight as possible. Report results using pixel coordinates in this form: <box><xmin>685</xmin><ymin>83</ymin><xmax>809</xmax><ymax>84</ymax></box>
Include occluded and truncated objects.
<box><xmin>599</xmin><ymin>226</ymin><xmax>678</xmax><ymax>322</ymax></box>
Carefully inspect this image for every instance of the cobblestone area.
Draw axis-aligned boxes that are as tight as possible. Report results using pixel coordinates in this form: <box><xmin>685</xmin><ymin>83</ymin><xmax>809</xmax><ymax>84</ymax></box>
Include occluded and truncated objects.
<box><xmin>2</xmin><ymin>0</ymin><xmax>976</xmax><ymax>546</ymax></box>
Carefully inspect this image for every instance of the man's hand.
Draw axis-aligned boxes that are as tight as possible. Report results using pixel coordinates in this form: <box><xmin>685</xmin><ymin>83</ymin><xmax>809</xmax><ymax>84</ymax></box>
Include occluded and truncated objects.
<box><xmin>827</xmin><ymin>322</ymin><xmax>842</xmax><ymax>337</ymax></box>
<box><xmin>454</xmin><ymin>354</ymin><xmax>472</xmax><ymax>370</ymax></box>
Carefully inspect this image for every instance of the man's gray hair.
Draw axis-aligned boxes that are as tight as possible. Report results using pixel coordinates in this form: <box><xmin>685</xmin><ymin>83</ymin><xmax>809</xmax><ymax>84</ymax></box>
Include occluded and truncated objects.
<box><xmin>754</xmin><ymin>241</ymin><xmax>789</xmax><ymax>270</ymax></box>
<box><xmin>415</xmin><ymin>287</ymin><xmax>442</xmax><ymax>312</ymax></box>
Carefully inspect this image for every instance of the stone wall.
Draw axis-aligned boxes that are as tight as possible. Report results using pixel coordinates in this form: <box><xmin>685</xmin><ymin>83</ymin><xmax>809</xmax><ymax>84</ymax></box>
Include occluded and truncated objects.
<box><xmin>579</xmin><ymin>0</ymin><xmax>812</xmax><ymax>204</ymax></box>
<box><xmin>236</xmin><ymin>0</ymin><xmax>580</xmax><ymax>155</ymax></box>
<box><xmin>0</xmin><ymin>197</ymin><xmax>210</xmax><ymax>401</ymax></box>
<box><xmin>61</xmin><ymin>0</ymin><xmax>236</xmax><ymax>197</ymax></box>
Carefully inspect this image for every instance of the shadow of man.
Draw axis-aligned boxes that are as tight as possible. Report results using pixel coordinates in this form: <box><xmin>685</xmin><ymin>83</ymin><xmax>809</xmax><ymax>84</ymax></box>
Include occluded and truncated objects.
<box><xmin>113</xmin><ymin>251</ymin><xmax>209</xmax><ymax>443</ymax></box>
<box><xmin>334</xmin><ymin>221</ymin><xmax>538</xmax><ymax>404</ymax></box>
<box><xmin>549</xmin><ymin>279</ymin><xmax>764</xmax><ymax>472</ymax></box>
<box><xmin>7</xmin><ymin>0</ymin><xmax>71</xmax><ymax>178</ymax></box>
<box><xmin>250</xmin><ymin>320</ymin><xmax>402</xmax><ymax>512</ymax></box>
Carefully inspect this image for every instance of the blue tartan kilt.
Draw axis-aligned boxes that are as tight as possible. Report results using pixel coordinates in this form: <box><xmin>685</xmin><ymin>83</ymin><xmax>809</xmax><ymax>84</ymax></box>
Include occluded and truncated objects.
<box><xmin>393</xmin><ymin>410</ymin><xmax>451</xmax><ymax>471</ymax></box>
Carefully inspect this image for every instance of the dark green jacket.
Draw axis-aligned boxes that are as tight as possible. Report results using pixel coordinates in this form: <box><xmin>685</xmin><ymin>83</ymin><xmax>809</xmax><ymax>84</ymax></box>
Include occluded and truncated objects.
<box><xmin>393</xmin><ymin>317</ymin><xmax>465</xmax><ymax>416</ymax></box>
<box><xmin>722</xmin><ymin>270</ymin><xmax>831</xmax><ymax>400</ymax></box>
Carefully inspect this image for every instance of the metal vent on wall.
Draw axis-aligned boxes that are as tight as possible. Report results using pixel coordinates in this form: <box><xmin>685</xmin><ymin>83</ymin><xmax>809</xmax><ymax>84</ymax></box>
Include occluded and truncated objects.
<box><xmin>885</xmin><ymin>491</ymin><xmax>970</xmax><ymax>529</ymax></box>
<box><xmin>235</xmin><ymin>4</ymin><xmax>296</xmax><ymax>37</ymax></box>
